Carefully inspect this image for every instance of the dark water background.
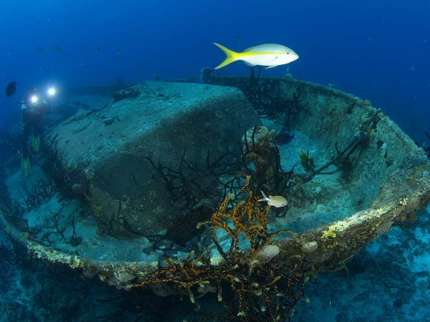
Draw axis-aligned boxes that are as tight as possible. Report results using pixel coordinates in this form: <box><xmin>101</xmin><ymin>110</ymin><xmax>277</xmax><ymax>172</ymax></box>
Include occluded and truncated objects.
<box><xmin>1</xmin><ymin>0</ymin><xmax>429</xmax><ymax>140</ymax></box>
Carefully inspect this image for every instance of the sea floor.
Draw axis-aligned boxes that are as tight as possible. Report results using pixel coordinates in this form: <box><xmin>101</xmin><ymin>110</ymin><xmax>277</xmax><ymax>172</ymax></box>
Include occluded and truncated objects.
<box><xmin>294</xmin><ymin>205</ymin><xmax>430</xmax><ymax>322</ymax></box>
<box><xmin>1</xmin><ymin>204</ymin><xmax>429</xmax><ymax>321</ymax></box>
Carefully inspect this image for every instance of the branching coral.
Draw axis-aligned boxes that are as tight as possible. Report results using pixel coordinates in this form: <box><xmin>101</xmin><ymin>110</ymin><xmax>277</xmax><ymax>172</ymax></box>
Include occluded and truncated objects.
<box><xmin>198</xmin><ymin>175</ymin><xmax>295</xmax><ymax>263</ymax></box>
<box><xmin>299</xmin><ymin>130</ymin><xmax>371</xmax><ymax>183</ymax></box>
<box><xmin>132</xmin><ymin>176</ymin><xmax>307</xmax><ymax>321</ymax></box>
<box><xmin>238</xmin><ymin>71</ymin><xmax>310</xmax><ymax>130</ymax></box>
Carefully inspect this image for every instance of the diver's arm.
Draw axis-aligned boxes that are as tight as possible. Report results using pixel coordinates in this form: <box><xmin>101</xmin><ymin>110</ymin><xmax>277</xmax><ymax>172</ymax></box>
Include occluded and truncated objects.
<box><xmin>41</xmin><ymin>98</ymin><xmax>51</xmax><ymax>114</ymax></box>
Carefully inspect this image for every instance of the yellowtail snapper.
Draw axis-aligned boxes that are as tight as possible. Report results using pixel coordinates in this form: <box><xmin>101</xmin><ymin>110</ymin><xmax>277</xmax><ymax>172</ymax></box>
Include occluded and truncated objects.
<box><xmin>213</xmin><ymin>42</ymin><xmax>299</xmax><ymax>69</ymax></box>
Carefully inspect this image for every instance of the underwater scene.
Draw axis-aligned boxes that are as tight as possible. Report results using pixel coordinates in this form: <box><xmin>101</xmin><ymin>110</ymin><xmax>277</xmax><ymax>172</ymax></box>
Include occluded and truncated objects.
<box><xmin>1</xmin><ymin>1</ymin><xmax>430</xmax><ymax>321</ymax></box>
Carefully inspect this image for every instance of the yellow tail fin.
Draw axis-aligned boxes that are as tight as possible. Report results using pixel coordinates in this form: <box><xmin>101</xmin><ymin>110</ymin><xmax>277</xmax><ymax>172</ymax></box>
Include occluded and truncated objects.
<box><xmin>213</xmin><ymin>43</ymin><xmax>239</xmax><ymax>69</ymax></box>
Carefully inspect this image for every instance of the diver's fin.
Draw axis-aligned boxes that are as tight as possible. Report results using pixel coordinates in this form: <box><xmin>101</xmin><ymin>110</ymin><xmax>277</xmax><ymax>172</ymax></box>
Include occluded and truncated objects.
<box><xmin>213</xmin><ymin>43</ymin><xmax>239</xmax><ymax>69</ymax></box>
<box><xmin>21</xmin><ymin>155</ymin><xmax>31</xmax><ymax>177</ymax></box>
<box><xmin>32</xmin><ymin>133</ymin><xmax>41</xmax><ymax>152</ymax></box>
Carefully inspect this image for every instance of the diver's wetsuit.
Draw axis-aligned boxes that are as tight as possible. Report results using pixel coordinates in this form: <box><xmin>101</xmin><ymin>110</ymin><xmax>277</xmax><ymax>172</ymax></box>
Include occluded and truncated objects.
<box><xmin>21</xmin><ymin>96</ymin><xmax>50</xmax><ymax>158</ymax></box>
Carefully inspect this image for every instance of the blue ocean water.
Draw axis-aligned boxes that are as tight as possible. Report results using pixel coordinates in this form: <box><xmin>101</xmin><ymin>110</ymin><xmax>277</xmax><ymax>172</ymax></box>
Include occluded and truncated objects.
<box><xmin>1</xmin><ymin>1</ymin><xmax>430</xmax><ymax>321</ymax></box>
<box><xmin>1</xmin><ymin>1</ymin><xmax>429</xmax><ymax>139</ymax></box>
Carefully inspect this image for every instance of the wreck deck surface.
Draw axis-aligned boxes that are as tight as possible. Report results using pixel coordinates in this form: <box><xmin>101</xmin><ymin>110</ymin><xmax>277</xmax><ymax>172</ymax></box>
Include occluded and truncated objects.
<box><xmin>1</xmin><ymin>77</ymin><xmax>430</xmax><ymax>290</ymax></box>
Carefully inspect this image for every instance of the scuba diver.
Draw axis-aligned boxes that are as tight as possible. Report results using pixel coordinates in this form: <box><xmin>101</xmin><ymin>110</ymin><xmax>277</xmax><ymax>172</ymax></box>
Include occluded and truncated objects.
<box><xmin>20</xmin><ymin>87</ymin><xmax>52</xmax><ymax>176</ymax></box>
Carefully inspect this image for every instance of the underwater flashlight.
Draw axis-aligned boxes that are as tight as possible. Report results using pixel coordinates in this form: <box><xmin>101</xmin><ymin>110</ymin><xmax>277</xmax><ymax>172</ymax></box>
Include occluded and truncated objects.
<box><xmin>31</xmin><ymin>95</ymin><xmax>39</xmax><ymax>104</ymax></box>
<box><xmin>47</xmin><ymin>87</ymin><xmax>56</xmax><ymax>96</ymax></box>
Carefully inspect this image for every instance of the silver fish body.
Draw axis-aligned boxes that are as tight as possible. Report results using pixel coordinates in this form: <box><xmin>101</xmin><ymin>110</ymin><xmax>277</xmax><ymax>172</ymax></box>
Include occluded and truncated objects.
<box><xmin>258</xmin><ymin>191</ymin><xmax>288</xmax><ymax>208</ymax></box>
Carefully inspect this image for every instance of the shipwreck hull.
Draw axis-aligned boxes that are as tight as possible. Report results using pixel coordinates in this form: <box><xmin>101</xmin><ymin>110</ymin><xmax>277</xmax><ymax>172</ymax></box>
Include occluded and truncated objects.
<box><xmin>1</xmin><ymin>76</ymin><xmax>429</xmax><ymax>312</ymax></box>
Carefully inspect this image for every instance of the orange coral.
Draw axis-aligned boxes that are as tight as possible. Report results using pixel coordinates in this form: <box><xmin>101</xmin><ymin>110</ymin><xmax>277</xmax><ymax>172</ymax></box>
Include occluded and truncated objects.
<box><xmin>198</xmin><ymin>175</ymin><xmax>295</xmax><ymax>262</ymax></box>
<box><xmin>132</xmin><ymin>176</ymin><xmax>304</xmax><ymax>320</ymax></box>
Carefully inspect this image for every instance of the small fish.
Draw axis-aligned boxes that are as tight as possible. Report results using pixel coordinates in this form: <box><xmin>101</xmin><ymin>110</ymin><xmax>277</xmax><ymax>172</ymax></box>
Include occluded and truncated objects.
<box><xmin>37</xmin><ymin>46</ymin><xmax>47</xmax><ymax>53</ymax></box>
<box><xmin>328</xmin><ymin>82</ymin><xmax>337</xmax><ymax>87</ymax></box>
<box><xmin>5</xmin><ymin>80</ymin><xmax>17</xmax><ymax>98</ymax></box>
<box><xmin>234</xmin><ymin>35</ymin><xmax>242</xmax><ymax>40</ymax></box>
<box><xmin>95</xmin><ymin>46</ymin><xmax>102</xmax><ymax>51</ymax></box>
<box><xmin>258</xmin><ymin>191</ymin><xmax>288</xmax><ymax>208</ymax></box>
<box><xmin>53</xmin><ymin>46</ymin><xmax>64</xmax><ymax>53</ymax></box>
<box><xmin>272</xmin><ymin>130</ymin><xmax>295</xmax><ymax>146</ymax></box>
<box><xmin>116</xmin><ymin>47</ymin><xmax>123</xmax><ymax>54</ymax></box>
<box><xmin>213</xmin><ymin>42</ymin><xmax>299</xmax><ymax>69</ymax></box>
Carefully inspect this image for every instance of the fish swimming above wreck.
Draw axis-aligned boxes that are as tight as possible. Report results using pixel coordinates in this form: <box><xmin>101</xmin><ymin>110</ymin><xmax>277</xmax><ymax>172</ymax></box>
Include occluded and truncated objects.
<box><xmin>5</xmin><ymin>80</ymin><xmax>17</xmax><ymax>98</ymax></box>
<box><xmin>36</xmin><ymin>46</ymin><xmax>47</xmax><ymax>53</ymax></box>
<box><xmin>258</xmin><ymin>190</ymin><xmax>288</xmax><ymax>208</ymax></box>
<box><xmin>273</xmin><ymin>130</ymin><xmax>295</xmax><ymax>146</ymax></box>
<box><xmin>213</xmin><ymin>42</ymin><xmax>299</xmax><ymax>69</ymax></box>
<box><xmin>53</xmin><ymin>46</ymin><xmax>64</xmax><ymax>53</ymax></box>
